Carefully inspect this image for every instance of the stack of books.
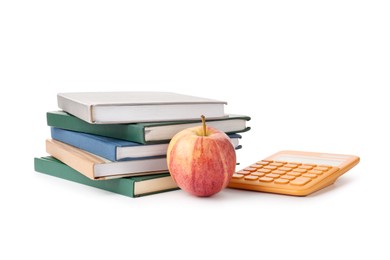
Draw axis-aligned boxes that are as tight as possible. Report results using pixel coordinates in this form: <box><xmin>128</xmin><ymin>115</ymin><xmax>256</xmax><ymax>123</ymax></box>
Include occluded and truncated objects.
<box><xmin>34</xmin><ymin>92</ymin><xmax>251</xmax><ymax>198</ymax></box>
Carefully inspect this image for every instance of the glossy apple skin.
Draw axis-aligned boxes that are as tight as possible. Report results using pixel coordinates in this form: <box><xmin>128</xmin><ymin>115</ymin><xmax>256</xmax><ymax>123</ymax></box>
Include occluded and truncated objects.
<box><xmin>167</xmin><ymin>126</ymin><xmax>236</xmax><ymax>197</ymax></box>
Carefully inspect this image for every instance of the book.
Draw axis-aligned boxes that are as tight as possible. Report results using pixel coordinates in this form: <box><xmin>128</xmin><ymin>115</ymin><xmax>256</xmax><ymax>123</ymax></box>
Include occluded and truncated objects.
<box><xmin>45</xmin><ymin>139</ymin><xmax>168</xmax><ymax>180</ymax></box>
<box><xmin>50</xmin><ymin>127</ymin><xmax>242</xmax><ymax>161</ymax></box>
<box><xmin>34</xmin><ymin>156</ymin><xmax>179</xmax><ymax>198</ymax></box>
<box><xmin>57</xmin><ymin>91</ymin><xmax>227</xmax><ymax>124</ymax></box>
<box><xmin>47</xmin><ymin>111</ymin><xmax>251</xmax><ymax>144</ymax></box>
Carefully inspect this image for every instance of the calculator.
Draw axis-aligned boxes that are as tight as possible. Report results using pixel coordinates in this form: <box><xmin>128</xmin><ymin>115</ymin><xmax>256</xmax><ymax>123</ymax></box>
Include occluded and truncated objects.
<box><xmin>228</xmin><ymin>150</ymin><xmax>360</xmax><ymax>196</ymax></box>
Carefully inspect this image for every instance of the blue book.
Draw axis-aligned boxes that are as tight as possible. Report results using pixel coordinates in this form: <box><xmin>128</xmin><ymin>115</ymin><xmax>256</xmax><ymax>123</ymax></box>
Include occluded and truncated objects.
<box><xmin>51</xmin><ymin>128</ymin><xmax>241</xmax><ymax>161</ymax></box>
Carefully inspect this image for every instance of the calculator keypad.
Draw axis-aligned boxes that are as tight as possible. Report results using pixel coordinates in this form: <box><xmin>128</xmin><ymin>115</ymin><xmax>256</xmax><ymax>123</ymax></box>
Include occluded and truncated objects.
<box><xmin>229</xmin><ymin>160</ymin><xmax>339</xmax><ymax>196</ymax></box>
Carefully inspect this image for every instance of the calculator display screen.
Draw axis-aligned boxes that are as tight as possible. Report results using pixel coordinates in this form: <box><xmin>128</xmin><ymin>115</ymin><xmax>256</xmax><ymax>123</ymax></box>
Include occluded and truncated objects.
<box><xmin>274</xmin><ymin>156</ymin><xmax>343</xmax><ymax>166</ymax></box>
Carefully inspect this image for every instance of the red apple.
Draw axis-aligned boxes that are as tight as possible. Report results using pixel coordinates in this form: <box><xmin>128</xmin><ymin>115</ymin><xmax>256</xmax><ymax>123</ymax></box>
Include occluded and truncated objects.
<box><xmin>167</xmin><ymin>115</ymin><xmax>236</xmax><ymax>197</ymax></box>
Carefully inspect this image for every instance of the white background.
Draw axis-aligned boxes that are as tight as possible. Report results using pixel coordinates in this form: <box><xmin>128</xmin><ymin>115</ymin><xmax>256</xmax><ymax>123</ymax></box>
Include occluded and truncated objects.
<box><xmin>1</xmin><ymin>1</ymin><xmax>389</xmax><ymax>259</ymax></box>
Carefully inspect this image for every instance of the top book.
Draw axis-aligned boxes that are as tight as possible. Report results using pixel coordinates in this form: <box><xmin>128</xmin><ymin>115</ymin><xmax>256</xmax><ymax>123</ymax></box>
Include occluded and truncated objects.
<box><xmin>57</xmin><ymin>92</ymin><xmax>227</xmax><ymax>124</ymax></box>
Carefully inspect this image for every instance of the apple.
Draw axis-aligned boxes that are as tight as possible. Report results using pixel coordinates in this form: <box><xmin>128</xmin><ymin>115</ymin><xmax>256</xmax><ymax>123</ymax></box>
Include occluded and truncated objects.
<box><xmin>167</xmin><ymin>115</ymin><xmax>236</xmax><ymax>197</ymax></box>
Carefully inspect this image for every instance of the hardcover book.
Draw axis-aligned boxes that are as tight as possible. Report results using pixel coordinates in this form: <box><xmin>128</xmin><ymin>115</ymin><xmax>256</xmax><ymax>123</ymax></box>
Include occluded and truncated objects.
<box><xmin>50</xmin><ymin>127</ymin><xmax>242</xmax><ymax>161</ymax></box>
<box><xmin>47</xmin><ymin>111</ymin><xmax>250</xmax><ymax>144</ymax></box>
<box><xmin>45</xmin><ymin>139</ymin><xmax>168</xmax><ymax>180</ymax></box>
<box><xmin>57</xmin><ymin>91</ymin><xmax>227</xmax><ymax>124</ymax></box>
<box><xmin>34</xmin><ymin>156</ymin><xmax>178</xmax><ymax>198</ymax></box>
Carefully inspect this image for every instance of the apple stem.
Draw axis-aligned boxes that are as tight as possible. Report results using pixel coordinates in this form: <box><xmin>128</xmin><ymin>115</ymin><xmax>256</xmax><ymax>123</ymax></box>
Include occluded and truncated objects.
<box><xmin>201</xmin><ymin>115</ymin><xmax>207</xmax><ymax>136</ymax></box>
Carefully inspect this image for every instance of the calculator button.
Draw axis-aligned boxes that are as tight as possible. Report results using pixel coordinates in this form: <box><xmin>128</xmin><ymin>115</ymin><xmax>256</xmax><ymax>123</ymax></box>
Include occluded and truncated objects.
<box><xmin>302</xmin><ymin>173</ymin><xmax>317</xmax><ymax>179</ymax></box>
<box><xmin>259</xmin><ymin>177</ymin><xmax>274</xmax><ymax>182</ymax></box>
<box><xmin>232</xmin><ymin>174</ymin><xmax>244</xmax><ymax>179</ymax></box>
<box><xmin>237</xmin><ymin>170</ymin><xmax>251</xmax><ymax>175</ymax></box>
<box><xmin>262</xmin><ymin>160</ymin><xmax>274</xmax><ymax>163</ymax></box>
<box><xmin>251</xmin><ymin>172</ymin><xmax>266</xmax><ymax>177</ymax></box>
<box><xmin>292</xmin><ymin>168</ymin><xmax>307</xmax><ymax>173</ymax></box>
<box><xmin>244</xmin><ymin>167</ymin><xmax>257</xmax><ymax>172</ymax></box>
<box><xmin>298</xmin><ymin>165</ymin><xmax>313</xmax><ymax>170</ymax></box>
<box><xmin>290</xmin><ymin>177</ymin><xmax>312</xmax><ymax>186</ymax></box>
<box><xmin>274</xmin><ymin>161</ymin><xmax>288</xmax><ymax>164</ymax></box>
<box><xmin>280</xmin><ymin>175</ymin><xmax>295</xmax><ymax>180</ymax></box>
<box><xmin>287</xmin><ymin>171</ymin><xmax>302</xmax><ymax>177</ymax></box>
<box><xmin>313</xmin><ymin>166</ymin><xmax>329</xmax><ymax>171</ymax></box>
<box><xmin>284</xmin><ymin>164</ymin><xmax>298</xmax><ymax>168</ymax></box>
<box><xmin>257</xmin><ymin>169</ymin><xmax>272</xmax><ymax>173</ymax></box>
<box><xmin>279</xmin><ymin>167</ymin><xmax>293</xmax><ymax>172</ymax></box>
<box><xmin>270</xmin><ymin>162</ymin><xmax>284</xmax><ymax>167</ymax></box>
<box><xmin>274</xmin><ymin>178</ymin><xmax>289</xmax><ymax>184</ymax></box>
<box><xmin>272</xmin><ymin>170</ymin><xmax>286</xmax><ymax>175</ymax></box>
<box><xmin>244</xmin><ymin>175</ymin><xmax>259</xmax><ymax>181</ymax></box>
<box><xmin>264</xmin><ymin>165</ymin><xmax>278</xmax><ymax>170</ymax></box>
<box><xmin>307</xmin><ymin>170</ymin><xmax>323</xmax><ymax>175</ymax></box>
<box><xmin>250</xmin><ymin>164</ymin><xmax>263</xmax><ymax>169</ymax></box>
<box><xmin>303</xmin><ymin>163</ymin><xmax>317</xmax><ymax>167</ymax></box>
<box><xmin>265</xmin><ymin>173</ymin><xmax>280</xmax><ymax>178</ymax></box>
<box><xmin>256</xmin><ymin>161</ymin><xmax>269</xmax><ymax>165</ymax></box>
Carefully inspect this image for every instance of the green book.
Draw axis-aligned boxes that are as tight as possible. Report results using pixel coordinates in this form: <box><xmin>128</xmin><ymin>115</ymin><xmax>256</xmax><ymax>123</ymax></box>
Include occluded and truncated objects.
<box><xmin>34</xmin><ymin>156</ymin><xmax>179</xmax><ymax>198</ymax></box>
<box><xmin>47</xmin><ymin>111</ymin><xmax>251</xmax><ymax>144</ymax></box>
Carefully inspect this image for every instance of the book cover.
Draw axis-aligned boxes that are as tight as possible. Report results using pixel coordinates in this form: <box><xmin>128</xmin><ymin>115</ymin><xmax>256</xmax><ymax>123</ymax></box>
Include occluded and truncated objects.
<box><xmin>57</xmin><ymin>91</ymin><xmax>227</xmax><ymax>124</ymax></box>
<box><xmin>45</xmin><ymin>139</ymin><xmax>168</xmax><ymax>180</ymax></box>
<box><xmin>47</xmin><ymin>111</ymin><xmax>250</xmax><ymax>144</ymax></box>
<box><xmin>50</xmin><ymin>127</ymin><xmax>242</xmax><ymax>161</ymax></box>
<box><xmin>34</xmin><ymin>156</ymin><xmax>179</xmax><ymax>198</ymax></box>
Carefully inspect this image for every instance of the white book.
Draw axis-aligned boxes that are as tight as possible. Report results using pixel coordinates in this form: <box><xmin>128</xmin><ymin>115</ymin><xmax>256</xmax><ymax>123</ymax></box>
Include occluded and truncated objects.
<box><xmin>57</xmin><ymin>92</ymin><xmax>227</xmax><ymax>124</ymax></box>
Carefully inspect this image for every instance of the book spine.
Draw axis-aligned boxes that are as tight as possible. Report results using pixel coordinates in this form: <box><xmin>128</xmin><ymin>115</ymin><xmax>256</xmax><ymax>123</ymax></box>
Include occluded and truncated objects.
<box><xmin>47</xmin><ymin>112</ymin><xmax>147</xmax><ymax>144</ymax></box>
<box><xmin>34</xmin><ymin>157</ymin><xmax>136</xmax><ymax>197</ymax></box>
<box><xmin>57</xmin><ymin>94</ymin><xmax>92</xmax><ymax>123</ymax></box>
<box><xmin>124</xmin><ymin>124</ymin><xmax>146</xmax><ymax>143</ymax></box>
<box><xmin>45</xmin><ymin>139</ymin><xmax>102</xmax><ymax>179</ymax></box>
<box><xmin>51</xmin><ymin>128</ymin><xmax>118</xmax><ymax>161</ymax></box>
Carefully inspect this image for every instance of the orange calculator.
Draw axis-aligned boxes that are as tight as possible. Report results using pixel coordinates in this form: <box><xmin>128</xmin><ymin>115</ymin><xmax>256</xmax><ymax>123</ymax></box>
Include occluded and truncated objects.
<box><xmin>228</xmin><ymin>150</ymin><xmax>360</xmax><ymax>196</ymax></box>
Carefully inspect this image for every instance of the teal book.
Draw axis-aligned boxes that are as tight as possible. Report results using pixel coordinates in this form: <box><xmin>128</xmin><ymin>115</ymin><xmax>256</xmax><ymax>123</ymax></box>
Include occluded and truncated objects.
<box><xmin>47</xmin><ymin>111</ymin><xmax>250</xmax><ymax>144</ymax></box>
<box><xmin>34</xmin><ymin>156</ymin><xmax>179</xmax><ymax>198</ymax></box>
